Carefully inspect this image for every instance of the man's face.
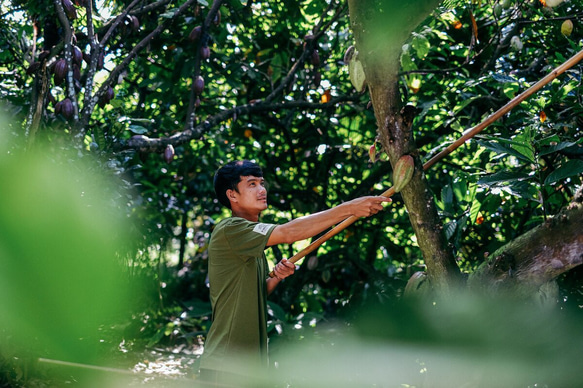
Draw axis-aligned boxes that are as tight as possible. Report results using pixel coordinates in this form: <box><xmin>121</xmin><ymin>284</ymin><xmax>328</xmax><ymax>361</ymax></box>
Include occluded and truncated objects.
<box><xmin>233</xmin><ymin>176</ymin><xmax>268</xmax><ymax>212</ymax></box>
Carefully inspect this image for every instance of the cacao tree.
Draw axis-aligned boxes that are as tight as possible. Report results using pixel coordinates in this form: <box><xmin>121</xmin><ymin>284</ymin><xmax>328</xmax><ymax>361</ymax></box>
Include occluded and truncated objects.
<box><xmin>1</xmin><ymin>0</ymin><xmax>583</xmax><ymax>359</ymax></box>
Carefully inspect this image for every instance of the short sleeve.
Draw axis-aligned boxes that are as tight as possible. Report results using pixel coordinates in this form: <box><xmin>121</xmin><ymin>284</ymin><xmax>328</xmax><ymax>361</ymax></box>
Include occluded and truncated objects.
<box><xmin>222</xmin><ymin>218</ymin><xmax>276</xmax><ymax>260</ymax></box>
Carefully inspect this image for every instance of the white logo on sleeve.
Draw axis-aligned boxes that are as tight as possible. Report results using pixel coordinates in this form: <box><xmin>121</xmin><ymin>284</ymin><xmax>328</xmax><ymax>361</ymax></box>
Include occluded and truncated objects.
<box><xmin>253</xmin><ymin>223</ymin><xmax>273</xmax><ymax>235</ymax></box>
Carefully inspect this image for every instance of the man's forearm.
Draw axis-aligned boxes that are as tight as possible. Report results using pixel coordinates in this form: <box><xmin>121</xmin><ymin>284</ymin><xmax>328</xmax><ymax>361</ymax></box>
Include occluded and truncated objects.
<box><xmin>268</xmin><ymin>202</ymin><xmax>353</xmax><ymax>245</ymax></box>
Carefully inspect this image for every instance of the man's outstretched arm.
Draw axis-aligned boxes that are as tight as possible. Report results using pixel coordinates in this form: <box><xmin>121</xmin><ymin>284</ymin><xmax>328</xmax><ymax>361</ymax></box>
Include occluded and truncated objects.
<box><xmin>267</xmin><ymin>195</ymin><xmax>391</xmax><ymax>247</ymax></box>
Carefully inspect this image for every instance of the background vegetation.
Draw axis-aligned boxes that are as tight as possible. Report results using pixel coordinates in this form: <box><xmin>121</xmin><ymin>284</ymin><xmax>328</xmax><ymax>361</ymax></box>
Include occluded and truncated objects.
<box><xmin>1</xmin><ymin>0</ymin><xmax>582</xmax><ymax>386</ymax></box>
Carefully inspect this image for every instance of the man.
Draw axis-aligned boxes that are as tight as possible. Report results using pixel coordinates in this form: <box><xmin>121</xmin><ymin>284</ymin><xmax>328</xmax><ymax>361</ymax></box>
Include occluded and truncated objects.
<box><xmin>199</xmin><ymin>160</ymin><xmax>391</xmax><ymax>384</ymax></box>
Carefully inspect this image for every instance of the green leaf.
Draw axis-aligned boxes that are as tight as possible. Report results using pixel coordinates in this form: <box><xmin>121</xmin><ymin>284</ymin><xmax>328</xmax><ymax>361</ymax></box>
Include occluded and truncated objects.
<box><xmin>160</xmin><ymin>9</ymin><xmax>177</xmax><ymax>18</ymax></box>
<box><xmin>512</xmin><ymin>129</ymin><xmax>535</xmax><ymax>163</ymax></box>
<box><xmin>544</xmin><ymin>160</ymin><xmax>583</xmax><ymax>185</ymax></box>
<box><xmin>492</xmin><ymin>74</ymin><xmax>519</xmax><ymax>83</ymax></box>
<box><xmin>469</xmin><ymin>198</ymin><xmax>482</xmax><ymax>224</ymax></box>
<box><xmin>444</xmin><ymin>220</ymin><xmax>457</xmax><ymax>240</ymax></box>
<box><xmin>441</xmin><ymin>184</ymin><xmax>454</xmax><ymax>212</ymax></box>
<box><xmin>538</xmin><ymin>141</ymin><xmax>578</xmax><ymax>156</ymax></box>
<box><xmin>128</xmin><ymin>125</ymin><xmax>148</xmax><ymax>134</ymax></box>
<box><xmin>411</xmin><ymin>33</ymin><xmax>430</xmax><ymax>59</ymax></box>
<box><xmin>477</xmin><ymin>171</ymin><xmax>531</xmax><ymax>186</ymax></box>
<box><xmin>268</xmin><ymin>301</ymin><xmax>287</xmax><ymax>321</ymax></box>
<box><xmin>476</xmin><ymin>140</ymin><xmax>533</xmax><ymax>163</ymax></box>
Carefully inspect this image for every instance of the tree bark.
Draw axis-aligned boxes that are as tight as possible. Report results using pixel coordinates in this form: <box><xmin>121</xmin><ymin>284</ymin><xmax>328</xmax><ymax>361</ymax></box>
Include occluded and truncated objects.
<box><xmin>468</xmin><ymin>189</ymin><xmax>583</xmax><ymax>298</ymax></box>
<box><xmin>347</xmin><ymin>0</ymin><xmax>461</xmax><ymax>297</ymax></box>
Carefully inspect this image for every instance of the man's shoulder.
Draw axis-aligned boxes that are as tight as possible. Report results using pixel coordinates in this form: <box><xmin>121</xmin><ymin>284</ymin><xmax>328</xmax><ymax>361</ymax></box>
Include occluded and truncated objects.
<box><xmin>213</xmin><ymin>217</ymin><xmax>275</xmax><ymax>237</ymax></box>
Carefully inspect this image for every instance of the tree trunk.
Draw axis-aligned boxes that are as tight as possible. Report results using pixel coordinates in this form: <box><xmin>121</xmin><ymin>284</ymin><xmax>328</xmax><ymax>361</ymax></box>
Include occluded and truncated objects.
<box><xmin>347</xmin><ymin>0</ymin><xmax>461</xmax><ymax>297</ymax></box>
<box><xmin>468</xmin><ymin>189</ymin><xmax>583</xmax><ymax>298</ymax></box>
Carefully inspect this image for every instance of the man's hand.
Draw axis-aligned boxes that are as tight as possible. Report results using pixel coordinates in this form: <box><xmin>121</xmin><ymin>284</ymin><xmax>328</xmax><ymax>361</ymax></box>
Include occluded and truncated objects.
<box><xmin>272</xmin><ymin>258</ymin><xmax>295</xmax><ymax>280</ymax></box>
<box><xmin>347</xmin><ymin>195</ymin><xmax>392</xmax><ymax>218</ymax></box>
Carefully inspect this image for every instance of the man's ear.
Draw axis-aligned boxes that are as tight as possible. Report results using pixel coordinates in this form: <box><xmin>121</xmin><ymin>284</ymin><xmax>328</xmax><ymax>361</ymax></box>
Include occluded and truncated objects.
<box><xmin>226</xmin><ymin>189</ymin><xmax>237</xmax><ymax>203</ymax></box>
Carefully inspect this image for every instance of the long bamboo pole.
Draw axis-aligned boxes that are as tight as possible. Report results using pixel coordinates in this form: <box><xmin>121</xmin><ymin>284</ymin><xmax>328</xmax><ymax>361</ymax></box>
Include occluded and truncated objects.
<box><xmin>269</xmin><ymin>47</ymin><xmax>583</xmax><ymax>277</ymax></box>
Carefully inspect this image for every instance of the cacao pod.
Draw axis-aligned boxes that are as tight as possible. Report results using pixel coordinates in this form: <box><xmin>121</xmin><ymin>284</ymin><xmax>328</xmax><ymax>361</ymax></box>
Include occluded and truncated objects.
<box><xmin>545</xmin><ymin>0</ymin><xmax>563</xmax><ymax>7</ymax></box>
<box><xmin>73</xmin><ymin>46</ymin><xmax>83</xmax><ymax>65</ymax></box>
<box><xmin>311</xmin><ymin>49</ymin><xmax>320</xmax><ymax>67</ymax></box>
<box><xmin>54</xmin><ymin>100</ymin><xmax>63</xmax><ymax>115</ymax></box>
<box><xmin>189</xmin><ymin>26</ymin><xmax>202</xmax><ymax>42</ymax></box>
<box><xmin>131</xmin><ymin>16</ymin><xmax>140</xmax><ymax>32</ymax></box>
<box><xmin>195</xmin><ymin>97</ymin><xmax>201</xmax><ymax>108</ymax></box>
<box><xmin>163</xmin><ymin>144</ymin><xmax>175</xmax><ymax>164</ymax></box>
<box><xmin>54</xmin><ymin>59</ymin><xmax>67</xmax><ymax>79</ymax></box>
<box><xmin>61</xmin><ymin>98</ymin><xmax>74</xmax><ymax>119</ymax></box>
<box><xmin>213</xmin><ymin>11</ymin><xmax>221</xmax><ymax>26</ymax></box>
<box><xmin>73</xmin><ymin>64</ymin><xmax>81</xmax><ymax>80</ymax></box>
<box><xmin>348</xmin><ymin>55</ymin><xmax>366</xmax><ymax>92</ymax></box>
<box><xmin>194</xmin><ymin>76</ymin><xmax>205</xmax><ymax>95</ymax></box>
<box><xmin>26</xmin><ymin>61</ymin><xmax>40</xmax><ymax>75</ymax></box>
<box><xmin>105</xmin><ymin>86</ymin><xmax>115</xmax><ymax>102</ymax></box>
<box><xmin>344</xmin><ymin>45</ymin><xmax>355</xmax><ymax>64</ymax></box>
<box><xmin>561</xmin><ymin>19</ymin><xmax>573</xmax><ymax>36</ymax></box>
<box><xmin>62</xmin><ymin>0</ymin><xmax>77</xmax><ymax>19</ymax></box>
<box><xmin>307</xmin><ymin>256</ymin><xmax>318</xmax><ymax>271</ymax></box>
<box><xmin>200</xmin><ymin>45</ymin><xmax>210</xmax><ymax>60</ymax></box>
<box><xmin>392</xmin><ymin>155</ymin><xmax>415</xmax><ymax>193</ymax></box>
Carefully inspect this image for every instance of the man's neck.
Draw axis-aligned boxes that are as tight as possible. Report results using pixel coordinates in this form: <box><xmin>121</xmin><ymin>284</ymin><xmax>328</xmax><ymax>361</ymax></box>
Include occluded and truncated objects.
<box><xmin>231</xmin><ymin>209</ymin><xmax>259</xmax><ymax>222</ymax></box>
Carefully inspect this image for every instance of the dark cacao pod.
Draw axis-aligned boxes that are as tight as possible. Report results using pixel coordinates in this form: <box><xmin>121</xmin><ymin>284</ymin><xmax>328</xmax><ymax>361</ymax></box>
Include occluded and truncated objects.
<box><xmin>105</xmin><ymin>86</ymin><xmax>115</xmax><ymax>102</ymax></box>
<box><xmin>73</xmin><ymin>45</ymin><xmax>83</xmax><ymax>65</ymax></box>
<box><xmin>213</xmin><ymin>10</ymin><xmax>221</xmax><ymax>26</ymax></box>
<box><xmin>26</xmin><ymin>62</ymin><xmax>41</xmax><ymax>75</ymax></box>
<box><xmin>200</xmin><ymin>45</ymin><xmax>210</xmax><ymax>60</ymax></box>
<box><xmin>73</xmin><ymin>64</ymin><xmax>81</xmax><ymax>80</ymax></box>
<box><xmin>62</xmin><ymin>0</ymin><xmax>77</xmax><ymax>19</ymax></box>
<box><xmin>163</xmin><ymin>144</ymin><xmax>175</xmax><ymax>164</ymax></box>
<box><xmin>194</xmin><ymin>76</ymin><xmax>204</xmax><ymax>95</ymax></box>
<box><xmin>131</xmin><ymin>16</ymin><xmax>140</xmax><ymax>32</ymax></box>
<box><xmin>189</xmin><ymin>26</ymin><xmax>202</xmax><ymax>42</ymax></box>
<box><xmin>61</xmin><ymin>98</ymin><xmax>74</xmax><ymax>119</ymax></box>
<box><xmin>54</xmin><ymin>59</ymin><xmax>67</xmax><ymax>79</ymax></box>
<box><xmin>54</xmin><ymin>100</ymin><xmax>63</xmax><ymax>115</ymax></box>
<box><xmin>344</xmin><ymin>45</ymin><xmax>355</xmax><ymax>64</ymax></box>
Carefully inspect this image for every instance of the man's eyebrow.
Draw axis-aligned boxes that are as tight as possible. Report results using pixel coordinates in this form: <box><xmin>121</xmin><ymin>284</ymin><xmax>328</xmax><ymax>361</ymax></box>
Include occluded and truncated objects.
<box><xmin>243</xmin><ymin>176</ymin><xmax>264</xmax><ymax>183</ymax></box>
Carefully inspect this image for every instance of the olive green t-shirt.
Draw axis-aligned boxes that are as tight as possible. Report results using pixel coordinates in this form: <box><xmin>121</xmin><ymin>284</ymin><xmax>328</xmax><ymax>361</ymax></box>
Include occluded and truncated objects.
<box><xmin>200</xmin><ymin>217</ymin><xmax>276</xmax><ymax>373</ymax></box>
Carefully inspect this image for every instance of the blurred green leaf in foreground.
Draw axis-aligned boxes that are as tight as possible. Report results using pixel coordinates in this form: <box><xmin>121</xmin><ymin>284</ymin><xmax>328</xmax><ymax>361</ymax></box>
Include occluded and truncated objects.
<box><xmin>0</xmin><ymin>111</ymin><xmax>137</xmax><ymax>367</ymax></box>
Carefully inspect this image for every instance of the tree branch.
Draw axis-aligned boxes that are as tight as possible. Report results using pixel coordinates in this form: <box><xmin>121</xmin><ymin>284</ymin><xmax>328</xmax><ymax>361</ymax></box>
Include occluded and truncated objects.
<box><xmin>468</xmin><ymin>188</ymin><xmax>583</xmax><ymax>298</ymax></box>
<box><xmin>122</xmin><ymin>94</ymin><xmax>361</xmax><ymax>152</ymax></box>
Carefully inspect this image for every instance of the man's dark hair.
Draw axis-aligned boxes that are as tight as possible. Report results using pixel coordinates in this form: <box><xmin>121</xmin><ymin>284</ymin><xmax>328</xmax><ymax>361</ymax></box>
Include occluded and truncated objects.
<box><xmin>214</xmin><ymin>160</ymin><xmax>263</xmax><ymax>209</ymax></box>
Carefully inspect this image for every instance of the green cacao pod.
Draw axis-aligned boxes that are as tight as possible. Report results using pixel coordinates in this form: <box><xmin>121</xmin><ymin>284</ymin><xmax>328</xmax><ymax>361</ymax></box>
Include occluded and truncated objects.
<box><xmin>393</xmin><ymin>155</ymin><xmax>415</xmax><ymax>193</ymax></box>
